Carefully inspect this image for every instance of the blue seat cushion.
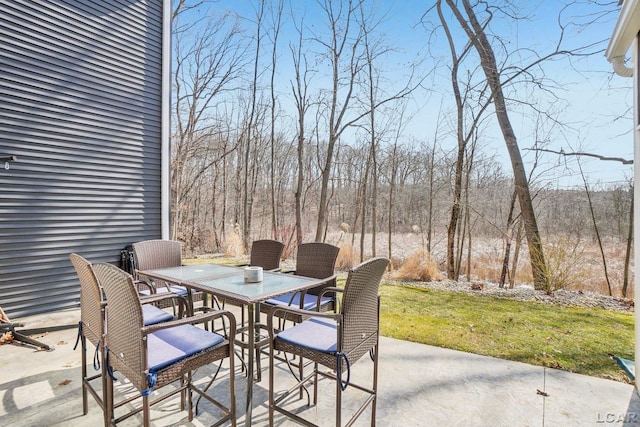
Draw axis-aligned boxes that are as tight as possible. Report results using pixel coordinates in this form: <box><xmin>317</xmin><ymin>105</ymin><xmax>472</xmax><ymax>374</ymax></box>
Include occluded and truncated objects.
<box><xmin>276</xmin><ymin>317</ymin><xmax>337</xmax><ymax>354</ymax></box>
<box><xmin>147</xmin><ymin>324</ymin><xmax>224</xmax><ymax>373</ymax></box>
<box><xmin>266</xmin><ymin>292</ymin><xmax>333</xmax><ymax>311</ymax></box>
<box><xmin>141</xmin><ymin>305</ymin><xmax>174</xmax><ymax>326</ymax></box>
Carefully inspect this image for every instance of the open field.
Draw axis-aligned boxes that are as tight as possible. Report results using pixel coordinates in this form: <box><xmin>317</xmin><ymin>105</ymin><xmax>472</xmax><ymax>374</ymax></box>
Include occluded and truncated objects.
<box><xmin>319</xmin><ymin>232</ymin><xmax>634</xmax><ymax>298</ymax></box>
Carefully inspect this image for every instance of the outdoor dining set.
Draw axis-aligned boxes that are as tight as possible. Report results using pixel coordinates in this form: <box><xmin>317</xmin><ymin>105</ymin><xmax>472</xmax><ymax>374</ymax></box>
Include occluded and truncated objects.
<box><xmin>69</xmin><ymin>239</ymin><xmax>389</xmax><ymax>427</ymax></box>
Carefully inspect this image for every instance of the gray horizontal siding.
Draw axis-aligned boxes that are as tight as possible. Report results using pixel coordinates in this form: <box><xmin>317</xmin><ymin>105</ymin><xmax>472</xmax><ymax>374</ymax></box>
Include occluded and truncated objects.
<box><xmin>0</xmin><ymin>0</ymin><xmax>166</xmax><ymax>317</ymax></box>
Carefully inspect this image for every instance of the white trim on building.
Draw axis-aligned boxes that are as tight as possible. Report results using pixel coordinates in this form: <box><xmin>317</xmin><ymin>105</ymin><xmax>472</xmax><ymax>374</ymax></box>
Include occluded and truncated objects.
<box><xmin>607</xmin><ymin>0</ymin><xmax>640</xmax><ymax>390</ymax></box>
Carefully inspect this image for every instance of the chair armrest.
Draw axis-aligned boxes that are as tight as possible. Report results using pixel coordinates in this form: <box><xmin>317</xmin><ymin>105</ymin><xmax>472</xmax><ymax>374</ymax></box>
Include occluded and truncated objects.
<box><xmin>317</xmin><ymin>286</ymin><xmax>343</xmax><ymax>312</ymax></box>
<box><xmin>135</xmin><ymin>279</ymin><xmax>155</xmax><ymax>293</ymax></box>
<box><xmin>266</xmin><ymin>304</ymin><xmax>341</xmax><ymax>339</ymax></box>
<box><xmin>139</xmin><ymin>293</ymin><xmax>189</xmax><ymax>317</ymax></box>
<box><xmin>317</xmin><ymin>286</ymin><xmax>342</xmax><ymax>298</ymax></box>
<box><xmin>306</xmin><ymin>273</ymin><xmax>338</xmax><ymax>289</ymax></box>
<box><xmin>319</xmin><ymin>273</ymin><xmax>338</xmax><ymax>285</ymax></box>
<box><xmin>142</xmin><ymin>310</ymin><xmax>236</xmax><ymax>341</ymax></box>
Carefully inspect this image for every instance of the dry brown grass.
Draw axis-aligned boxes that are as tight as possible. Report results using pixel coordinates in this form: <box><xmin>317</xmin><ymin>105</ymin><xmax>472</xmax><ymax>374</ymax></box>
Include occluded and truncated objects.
<box><xmin>463</xmin><ymin>235</ymin><xmax>633</xmax><ymax>298</ymax></box>
<box><xmin>469</xmin><ymin>253</ymin><xmax>532</xmax><ymax>285</ymax></box>
<box><xmin>222</xmin><ymin>230</ymin><xmax>245</xmax><ymax>258</ymax></box>
<box><xmin>392</xmin><ymin>250</ymin><xmax>442</xmax><ymax>282</ymax></box>
<box><xmin>336</xmin><ymin>243</ymin><xmax>356</xmax><ymax>270</ymax></box>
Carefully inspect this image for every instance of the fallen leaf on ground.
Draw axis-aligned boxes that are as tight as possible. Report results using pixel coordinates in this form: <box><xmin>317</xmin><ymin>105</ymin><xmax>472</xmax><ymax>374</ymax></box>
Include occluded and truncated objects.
<box><xmin>0</xmin><ymin>331</ymin><xmax>13</xmax><ymax>344</ymax></box>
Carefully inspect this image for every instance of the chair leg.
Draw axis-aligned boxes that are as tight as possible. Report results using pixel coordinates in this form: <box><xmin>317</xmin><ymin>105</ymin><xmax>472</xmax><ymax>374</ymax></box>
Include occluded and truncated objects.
<box><xmin>372</xmin><ymin>343</ymin><xmax>379</xmax><ymax>427</ymax></box>
<box><xmin>81</xmin><ymin>335</ymin><xmax>88</xmax><ymax>415</ymax></box>
<box><xmin>187</xmin><ymin>371</ymin><xmax>193</xmax><ymax>421</ymax></box>
<box><xmin>229</xmin><ymin>346</ymin><xmax>237</xmax><ymax>427</ymax></box>
<box><xmin>143</xmin><ymin>395</ymin><xmax>151</xmax><ymax>427</ymax></box>
<box><xmin>105</xmin><ymin>368</ymin><xmax>114</xmax><ymax>427</ymax></box>
<box><xmin>336</xmin><ymin>368</ymin><xmax>342</xmax><ymax>427</ymax></box>
<box><xmin>100</xmin><ymin>347</ymin><xmax>115</xmax><ymax>426</ymax></box>
<box><xmin>298</xmin><ymin>355</ymin><xmax>304</xmax><ymax>399</ymax></box>
<box><xmin>180</xmin><ymin>375</ymin><xmax>187</xmax><ymax>411</ymax></box>
<box><xmin>313</xmin><ymin>362</ymin><xmax>319</xmax><ymax>406</ymax></box>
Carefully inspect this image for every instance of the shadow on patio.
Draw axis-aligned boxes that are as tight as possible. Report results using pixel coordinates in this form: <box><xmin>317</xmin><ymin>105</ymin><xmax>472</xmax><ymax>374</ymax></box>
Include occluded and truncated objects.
<box><xmin>1</xmin><ymin>308</ymin><xmax>638</xmax><ymax>426</ymax></box>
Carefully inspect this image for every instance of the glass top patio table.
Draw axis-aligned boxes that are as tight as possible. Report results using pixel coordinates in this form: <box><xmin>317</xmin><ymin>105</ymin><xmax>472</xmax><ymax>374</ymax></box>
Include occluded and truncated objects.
<box><xmin>139</xmin><ymin>263</ymin><xmax>323</xmax><ymax>304</ymax></box>
<box><xmin>138</xmin><ymin>263</ymin><xmax>324</xmax><ymax>427</ymax></box>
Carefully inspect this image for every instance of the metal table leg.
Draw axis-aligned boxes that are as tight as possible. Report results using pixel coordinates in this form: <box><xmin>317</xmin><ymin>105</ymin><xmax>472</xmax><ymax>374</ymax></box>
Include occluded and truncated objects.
<box><xmin>245</xmin><ymin>303</ymin><xmax>255</xmax><ymax>427</ymax></box>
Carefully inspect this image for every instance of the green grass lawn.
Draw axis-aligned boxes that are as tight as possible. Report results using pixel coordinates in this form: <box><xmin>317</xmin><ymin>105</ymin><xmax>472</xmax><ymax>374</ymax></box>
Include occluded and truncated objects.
<box><xmin>379</xmin><ymin>283</ymin><xmax>634</xmax><ymax>381</ymax></box>
<box><xmin>183</xmin><ymin>258</ymin><xmax>634</xmax><ymax>381</ymax></box>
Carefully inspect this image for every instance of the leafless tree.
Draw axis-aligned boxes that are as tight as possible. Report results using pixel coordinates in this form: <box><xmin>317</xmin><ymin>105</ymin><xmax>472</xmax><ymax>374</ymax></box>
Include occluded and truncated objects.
<box><xmin>268</xmin><ymin>0</ymin><xmax>285</xmax><ymax>239</ymax></box>
<box><xmin>311</xmin><ymin>0</ymin><xmax>420</xmax><ymax>242</ymax></box>
<box><xmin>290</xmin><ymin>12</ymin><xmax>316</xmax><ymax>246</ymax></box>
<box><xmin>171</xmin><ymin>5</ymin><xmax>247</xmax><ymax>242</ymax></box>
<box><xmin>435</xmin><ymin>1</ymin><xmax>493</xmax><ymax>280</ymax></box>
<box><xmin>437</xmin><ymin>0</ymin><xmax>594</xmax><ymax>290</ymax></box>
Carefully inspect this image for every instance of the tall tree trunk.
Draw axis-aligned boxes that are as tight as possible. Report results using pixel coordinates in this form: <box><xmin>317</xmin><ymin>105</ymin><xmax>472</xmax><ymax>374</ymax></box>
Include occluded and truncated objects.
<box><xmin>500</xmin><ymin>190</ymin><xmax>518</xmax><ymax>288</ymax></box>
<box><xmin>578</xmin><ymin>161</ymin><xmax>612</xmax><ymax>296</ymax></box>
<box><xmin>291</xmin><ymin>16</ymin><xmax>309</xmax><ymax>248</ymax></box>
<box><xmin>269</xmin><ymin>0</ymin><xmax>284</xmax><ymax>239</ymax></box>
<box><xmin>438</xmin><ymin>0</ymin><xmax>470</xmax><ymax>281</ymax></box>
<box><xmin>446</xmin><ymin>0</ymin><xmax>548</xmax><ymax>290</ymax></box>
<box><xmin>622</xmin><ymin>185</ymin><xmax>633</xmax><ymax>298</ymax></box>
<box><xmin>510</xmin><ymin>220</ymin><xmax>524</xmax><ymax>289</ymax></box>
<box><xmin>387</xmin><ymin>142</ymin><xmax>398</xmax><ymax>266</ymax></box>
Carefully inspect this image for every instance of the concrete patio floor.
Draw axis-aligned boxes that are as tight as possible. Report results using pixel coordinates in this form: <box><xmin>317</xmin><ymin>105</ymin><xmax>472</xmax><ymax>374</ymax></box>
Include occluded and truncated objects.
<box><xmin>1</xmin><ymin>307</ymin><xmax>638</xmax><ymax>426</ymax></box>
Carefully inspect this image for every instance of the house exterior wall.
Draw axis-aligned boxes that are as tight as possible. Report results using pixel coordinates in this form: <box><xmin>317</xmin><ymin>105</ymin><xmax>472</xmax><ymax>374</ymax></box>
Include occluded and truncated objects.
<box><xmin>634</xmin><ymin>33</ymin><xmax>639</xmax><ymax>390</ymax></box>
<box><xmin>0</xmin><ymin>0</ymin><xmax>169</xmax><ymax>317</ymax></box>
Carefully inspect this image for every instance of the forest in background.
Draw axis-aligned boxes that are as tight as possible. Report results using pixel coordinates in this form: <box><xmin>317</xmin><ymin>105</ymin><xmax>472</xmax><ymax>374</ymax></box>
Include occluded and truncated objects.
<box><xmin>170</xmin><ymin>1</ymin><xmax>633</xmax><ymax>297</ymax></box>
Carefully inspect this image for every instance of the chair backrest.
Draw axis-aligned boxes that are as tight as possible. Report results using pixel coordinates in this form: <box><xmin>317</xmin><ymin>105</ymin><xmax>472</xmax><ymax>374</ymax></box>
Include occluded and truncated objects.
<box><xmin>250</xmin><ymin>239</ymin><xmax>284</xmax><ymax>271</ymax></box>
<box><xmin>295</xmin><ymin>242</ymin><xmax>340</xmax><ymax>296</ymax></box>
<box><xmin>340</xmin><ymin>257</ymin><xmax>389</xmax><ymax>357</ymax></box>
<box><xmin>91</xmin><ymin>262</ymin><xmax>147</xmax><ymax>392</ymax></box>
<box><xmin>69</xmin><ymin>253</ymin><xmax>104</xmax><ymax>347</ymax></box>
<box><xmin>132</xmin><ymin>239</ymin><xmax>182</xmax><ymax>272</ymax></box>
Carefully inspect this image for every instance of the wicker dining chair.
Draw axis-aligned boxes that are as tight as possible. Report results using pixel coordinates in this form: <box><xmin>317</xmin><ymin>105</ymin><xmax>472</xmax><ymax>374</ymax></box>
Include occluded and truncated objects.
<box><xmin>69</xmin><ymin>253</ymin><xmax>186</xmax><ymax>426</ymax></box>
<box><xmin>263</xmin><ymin>242</ymin><xmax>340</xmax><ymax>318</ymax></box>
<box><xmin>248</xmin><ymin>239</ymin><xmax>285</xmax><ymax>271</ymax></box>
<box><xmin>131</xmin><ymin>239</ymin><xmax>187</xmax><ymax>296</ymax></box>
<box><xmin>91</xmin><ymin>262</ymin><xmax>236</xmax><ymax>427</ymax></box>
<box><xmin>252</xmin><ymin>243</ymin><xmax>339</xmax><ymax>381</ymax></box>
<box><xmin>267</xmin><ymin>257</ymin><xmax>389</xmax><ymax>427</ymax></box>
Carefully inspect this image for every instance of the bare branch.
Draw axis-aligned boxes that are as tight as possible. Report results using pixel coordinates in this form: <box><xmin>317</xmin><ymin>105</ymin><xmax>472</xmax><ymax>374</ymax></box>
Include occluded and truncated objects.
<box><xmin>529</xmin><ymin>147</ymin><xmax>633</xmax><ymax>165</ymax></box>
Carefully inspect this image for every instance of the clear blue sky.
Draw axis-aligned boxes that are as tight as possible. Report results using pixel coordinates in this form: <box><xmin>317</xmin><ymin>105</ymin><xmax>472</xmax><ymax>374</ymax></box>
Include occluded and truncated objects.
<box><xmin>187</xmin><ymin>0</ymin><xmax>633</xmax><ymax>188</ymax></box>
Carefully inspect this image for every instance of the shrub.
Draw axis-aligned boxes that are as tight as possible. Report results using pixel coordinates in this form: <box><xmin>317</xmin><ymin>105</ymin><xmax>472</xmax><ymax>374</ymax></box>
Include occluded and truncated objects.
<box><xmin>392</xmin><ymin>250</ymin><xmax>442</xmax><ymax>282</ymax></box>
<box><xmin>336</xmin><ymin>243</ymin><xmax>356</xmax><ymax>270</ymax></box>
<box><xmin>222</xmin><ymin>227</ymin><xmax>245</xmax><ymax>258</ymax></box>
<box><xmin>539</xmin><ymin>236</ymin><xmax>588</xmax><ymax>293</ymax></box>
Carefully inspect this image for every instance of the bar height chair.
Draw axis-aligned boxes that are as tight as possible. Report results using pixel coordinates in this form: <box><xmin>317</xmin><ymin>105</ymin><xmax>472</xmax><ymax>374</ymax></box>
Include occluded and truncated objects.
<box><xmin>92</xmin><ymin>262</ymin><xmax>237</xmax><ymax>427</ymax></box>
<box><xmin>262</xmin><ymin>242</ymin><xmax>340</xmax><ymax>323</ymax></box>
<box><xmin>132</xmin><ymin>239</ymin><xmax>210</xmax><ymax>316</ymax></box>
<box><xmin>244</xmin><ymin>239</ymin><xmax>285</xmax><ymax>272</ymax></box>
<box><xmin>131</xmin><ymin>239</ymin><xmax>188</xmax><ymax>297</ymax></box>
<box><xmin>267</xmin><ymin>257</ymin><xmax>390</xmax><ymax>427</ymax></box>
<box><xmin>69</xmin><ymin>253</ymin><xmax>186</xmax><ymax>426</ymax></box>
<box><xmin>258</xmin><ymin>243</ymin><xmax>339</xmax><ymax>383</ymax></box>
